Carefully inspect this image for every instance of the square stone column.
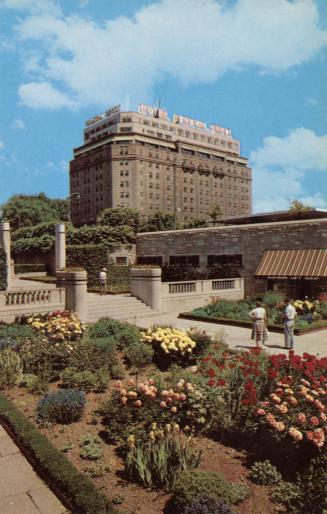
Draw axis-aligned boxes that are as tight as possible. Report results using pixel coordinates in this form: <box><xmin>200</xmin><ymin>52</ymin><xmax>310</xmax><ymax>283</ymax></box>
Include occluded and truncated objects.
<box><xmin>130</xmin><ymin>267</ymin><xmax>162</xmax><ymax>309</ymax></box>
<box><xmin>0</xmin><ymin>221</ymin><xmax>11</xmax><ymax>290</ymax></box>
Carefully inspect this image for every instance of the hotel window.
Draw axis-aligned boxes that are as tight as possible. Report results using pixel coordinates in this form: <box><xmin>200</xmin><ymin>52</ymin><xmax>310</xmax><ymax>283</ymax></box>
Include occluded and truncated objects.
<box><xmin>169</xmin><ymin>255</ymin><xmax>200</xmax><ymax>266</ymax></box>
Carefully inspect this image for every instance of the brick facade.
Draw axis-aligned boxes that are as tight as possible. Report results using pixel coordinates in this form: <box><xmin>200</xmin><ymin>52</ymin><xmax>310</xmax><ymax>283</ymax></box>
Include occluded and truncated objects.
<box><xmin>136</xmin><ymin>218</ymin><xmax>327</xmax><ymax>296</ymax></box>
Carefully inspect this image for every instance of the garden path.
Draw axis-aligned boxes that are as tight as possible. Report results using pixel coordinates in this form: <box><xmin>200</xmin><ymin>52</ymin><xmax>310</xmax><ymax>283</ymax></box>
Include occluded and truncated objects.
<box><xmin>0</xmin><ymin>424</ymin><xmax>67</xmax><ymax>514</ymax></box>
<box><xmin>135</xmin><ymin>312</ymin><xmax>327</xmax><ymax>357</ymax></box>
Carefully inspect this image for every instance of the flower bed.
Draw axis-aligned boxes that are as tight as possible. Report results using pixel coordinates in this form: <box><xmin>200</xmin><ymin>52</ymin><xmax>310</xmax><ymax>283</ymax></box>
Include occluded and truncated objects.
<box><xmin>0</xmin><ymin>314</ymin><xmax>326</xmax><ymax>514</ymax></box>
<box><xmin>180</xmin><ymin>295</ymin><xmax>327</xmax><ymax>335</ymax></box>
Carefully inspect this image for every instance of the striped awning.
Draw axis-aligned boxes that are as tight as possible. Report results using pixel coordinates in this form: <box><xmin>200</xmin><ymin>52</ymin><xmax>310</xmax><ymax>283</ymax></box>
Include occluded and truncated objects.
<box><xmin>255</xmin><ymin>249</ymin><xmax>327</xmax><ymax>278</ymax></box>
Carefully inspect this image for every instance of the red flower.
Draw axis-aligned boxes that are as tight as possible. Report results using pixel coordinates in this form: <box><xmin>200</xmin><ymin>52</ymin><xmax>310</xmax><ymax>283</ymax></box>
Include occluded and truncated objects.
<box><xmin>217</xmin><ymin>379</ymin><xmax>226</xmax><ymax>386</ymax></box>
<box><xmin>208</xmin><ymin>368</ymin><xmax>216</xmax><ymax>378</ymax></box>
<box><xmin>208</xmin><ymin>379</ymin><xmax>216</xmax><ymax>387</ymax></box>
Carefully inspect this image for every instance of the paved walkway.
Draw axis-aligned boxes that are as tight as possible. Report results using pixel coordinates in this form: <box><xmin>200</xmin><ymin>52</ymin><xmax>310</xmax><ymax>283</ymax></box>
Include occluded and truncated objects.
<box><xmin>135</xmin><ymin>312</ymin><xmax>327</xmax><ymax>357</ymax></box>
<box><xmin>0</xmin><ymin>424</ymin><xmax>66</xmax><ymax>514</ymax></box>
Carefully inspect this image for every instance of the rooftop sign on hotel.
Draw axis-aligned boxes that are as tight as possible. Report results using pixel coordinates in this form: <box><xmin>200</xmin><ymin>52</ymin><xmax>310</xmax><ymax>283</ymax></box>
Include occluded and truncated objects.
<box><xmin>85</xmin><ymin>104</ymin><xmax>121</xmax><ymax>127</ymax></box>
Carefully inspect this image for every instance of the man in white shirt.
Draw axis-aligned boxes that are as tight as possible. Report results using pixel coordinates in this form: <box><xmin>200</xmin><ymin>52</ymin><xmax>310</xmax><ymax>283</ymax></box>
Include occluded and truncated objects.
<box><xmin>99</xmin><ymin>267</ymin><xmax>107</xmax><ymax>295</ymax></box>
<box><xmin>284</xmin><ymin>298</ymin><xmax>297</xmax><ymax>349</ymax></box>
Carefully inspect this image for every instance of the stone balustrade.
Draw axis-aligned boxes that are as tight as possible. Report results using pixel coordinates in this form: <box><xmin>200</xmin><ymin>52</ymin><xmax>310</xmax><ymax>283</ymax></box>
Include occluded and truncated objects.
<box><xmin>0</xmin><ymin>288</ymin><xmax>65</xmax><ymax>322</ymax></box>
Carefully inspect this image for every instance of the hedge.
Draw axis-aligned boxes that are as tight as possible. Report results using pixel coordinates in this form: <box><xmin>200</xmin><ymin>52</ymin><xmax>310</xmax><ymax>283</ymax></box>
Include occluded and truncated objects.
<box><xmin>0</xmin><ymin>394</ymin><xmax>117</xmax><ymax>514</ymax></box>
<box><xmin>0</xmin><ymin>245</ymin><xmax>7</xmax><ymax>291</ymax></box>
<box><xmin>14</xmin><ymin>263</ymin><xmax>47</xmax><ymax>274</ymax></box>
<box><xmin>67</xmin><ymin>244</ymin><xmax>130</xmax><ymax>291</ymax></box>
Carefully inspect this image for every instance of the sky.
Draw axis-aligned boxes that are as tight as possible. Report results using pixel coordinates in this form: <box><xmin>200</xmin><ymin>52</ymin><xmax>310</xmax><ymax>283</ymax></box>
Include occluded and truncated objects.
<box><xmin>0</xmin><ymin>0</ymin><xmax>326</xmax><ymax>213</ymax></box>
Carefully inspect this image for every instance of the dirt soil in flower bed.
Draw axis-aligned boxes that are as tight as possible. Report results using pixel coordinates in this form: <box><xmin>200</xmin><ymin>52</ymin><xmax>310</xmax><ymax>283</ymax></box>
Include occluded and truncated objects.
<box><xmin>3</xmin><ymin>376</ymin><xmax>279</xmax><ymax>514</ymax></box>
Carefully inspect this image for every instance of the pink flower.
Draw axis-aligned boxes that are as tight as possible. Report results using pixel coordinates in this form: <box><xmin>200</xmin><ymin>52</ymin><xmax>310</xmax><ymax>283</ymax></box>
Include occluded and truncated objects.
<box><xmin>297</xmin><ymin>413</ymin><xmax>307</xmax><ymax>424</ymax></box>
<box><xmin>160</xmin><ymin>401</ymin><xmax>167</xmax><ymax>408</ymax></box>
<box><xmin>320</xmin><ymin>412</ymin><xmax>327</xmax><ymax>421</ymax></box>
<box><xmin>134</xmin><ymin>400</ymin><xmax>142</xmax><ymax>408</ymax></box>
<box><xmin>270</xmin><ymin>394</ymin><xmax>281</xmax><ymax>404</ymax></box>
<box><xmin>288</xmin><ymin>427</ymin><xmax>303</xmax><ymax>441</ymax></box>
<box><xmin>128</xmin><ymin>379</ymin><xmax>135</xmax><ymax>386</ymax></box>
<box><xmin>305</xmin><ymin>394</ymin><xmax>314</xmax><ymax>403</ymax></box>
<box><xmin>171</xmin><ymin>406</ymin><xmax>177</xmax><ymax>413</ymax></box>
<box><xmin>161</xmin><ymin>390</ymin><xmax>169</xmax><ymax>397</ymax></box>
<box><xmin>275</xmin><ymin>422</ymin><xmax>285</xmax><ymax>432</ymax></box>
<box><xmin>120</xmin><ymin>396</ymin><xmax>128</xmax><ymax>404</ymax></box>
<box><xmin>128</xmin><ymin>391</ymin><xmax>137</xmax><ymax>398</ymax></box>
<box><xmin>310</xmin><ymin>416</ymin><xmax>320</xmax><ymax>426</ymax></box>
<box><xmin>180</xmin><ymin>393</ymin><xmax>187</xmax><ymax>401</ymax></box>
<box><xmin>255</xmin><ymin>408</ymin><xmax>265</xmax><ymax>416</ymax></box>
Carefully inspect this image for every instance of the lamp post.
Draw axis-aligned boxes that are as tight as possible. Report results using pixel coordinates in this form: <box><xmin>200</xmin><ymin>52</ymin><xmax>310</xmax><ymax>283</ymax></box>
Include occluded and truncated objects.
<box><xmin>68</xmin><ymin>193</ymin><xmax>80</xmax><ymax>224</ymax></box>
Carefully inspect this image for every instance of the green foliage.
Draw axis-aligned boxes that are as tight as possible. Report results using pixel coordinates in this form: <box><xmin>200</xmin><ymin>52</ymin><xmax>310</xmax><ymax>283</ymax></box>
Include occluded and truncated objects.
<box><xmin>97</xmin><ymin>207</ymin><xmax>141</xmax><ymax>232</ymax></box>
<box><xmin>0</xmin><ymin>336</ymin><xmax>17</xmax><ymax>351</ymax></box>
<box><xmin>125</xmin><ymin>342</ymin><xmax>154</xmax><ymax>369</ymax></box>
<box><xmin>19</xmin><ymin>373</ymin><xmax>48</xmax><ymax>394</ymax></box>
<box><xmin>2</xmin><ymin>193</ymin><xmax>66</xmax><ymax>231</ymax></box>
<box><xmin>289</xmin><ymin>199</ymin><xmax>312</xmax><ymax>213</ymax></box>
<box><xmin>262</xmin><ymin>291</ymin><xmax>284</xmax><ymax>307</ymax></box>
<box><xmin>124</xmin><ymin>430</ymin><xmax>202</xmax><ymax>491</ymax></box>
<box><xmin>140</xmin><ymin>211</ymin><xmax>176</xmax><ymax>232</ymax></box>
<box><xmin>87</xmin><ymin>317</ymin><xmax>141</xmax><ymax>349</ymax></box>
<box><xmin>37</xmin><ymin>389</ymin><xmax>86</xmax><ymax>424</ymax></box>
<box><xmin>0</xmin><ymin>245</ymin><xmax>7</xmax><ymax>290</ymax></box>
<box><xmin>110</xmin><ymin>362</ymin><xmax>126</xmax><ymax>379</ymax></box>
<box><xmin>79</xmin><ymin>434</ymin><xmax>103</xmax><ymax>461</ymax></box>
<box><xmin>249</xmin><ymin>460</ymin><xmax>282</xmax><ymax>485</ymax></box>
<box><xmin>67</xmin><ymin>225</ymin><xmax>135</xmax><ymax>245</ymax></box>
<box><xmin>0</xmin><ymin>349</ymin><xmax>22</xmax><ymax>388</ymax></box>
<box><xmin>0</xmin><ymin>323</ymin><xmax>40</xmax><ymax>345</ymax></box>
<box><xmin>0</xmin><ymin>393</ymin><xmax>114</xmax><ymax>513</ymax></box>
<box><xmin>172</xmin><ymin>470</ymin><xmax>248</xmax><ymax>511</ymax></box>
<box><xmin>187</xmin><ymin>329</ymin><xmax>212</xmax><ymax>357</ymax></box>
<box><xmin>181</xmin><ymin>496</ymin><xmax>235</xmax><ymax>514</ymax></box>
<box><xmin>294</xmin><ymin>454</ymin><xmax>327</xmax><ymax>514</ymax></box>
<box><xmin>14</xmin><ymin>263</ymin><xmax>47</xmax><ymax>274</ymax></box>
<box><xmin>84</xmin><ymin>462</ymin><xmax>112</xmax><ymax>478</ymax></box>
<box><xmin>60</xmin><ymin>367</ymin><xmax>109</xmax><ymax>392</ymax></box>
<box><xmin>270</xmin><ymin>481</ymin><xmax>302</xmax><ymax>512</ymax></box>
<box><xmin>209</xmin><ymin>203</ymin><xmax>223</xmax><ymax>226</ymax></box>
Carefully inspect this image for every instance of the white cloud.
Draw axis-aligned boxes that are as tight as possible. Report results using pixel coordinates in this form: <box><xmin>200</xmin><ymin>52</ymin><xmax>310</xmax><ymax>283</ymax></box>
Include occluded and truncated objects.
<box><xmin>305</xmin><ymin>97</ymin><xmax>318</xmax><ymax>106</ymax></box>
<box><xmin>250</xmin><ymin>128</ymin><xmax>327</xmax><ymax>212</ymax></box>
<box><xmin>1</xmin><ymin>0</ymin><xmax>62</xmax><ymax>16</ymax></box>
<box><xmin>11</xmin><ymin>0</ymin><xmax>327</xmax><ymax>109</ymax></box>
<box><xmin>0</xmin><ymin>141</ymin><xmax>4</xmax><ymax>150</ymax></box>
<box><xmin>18</xmin><ymin>81</ymin><xmax>78</xmax><ymax>109</ymax></box>
<box><xmin>11</xmin><ymin>119</ymin><xmax>26</xmax><ymax>130</ymax></box>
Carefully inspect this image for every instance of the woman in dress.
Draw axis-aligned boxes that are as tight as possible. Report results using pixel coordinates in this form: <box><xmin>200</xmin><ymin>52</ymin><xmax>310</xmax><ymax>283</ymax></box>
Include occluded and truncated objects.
<box><xmin>249</xmin><ymin>301</ymin><xmax>268</xmax><ymax>347</ymax></box>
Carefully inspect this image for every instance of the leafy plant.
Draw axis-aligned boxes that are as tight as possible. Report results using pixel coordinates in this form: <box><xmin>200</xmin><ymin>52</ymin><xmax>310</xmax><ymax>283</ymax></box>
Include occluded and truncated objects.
<box><xmin>172</xmin><ymin>470</ymin><xmax>248</xmax><ymax>511</ymax></box>
<box><xmin>181</xmin><ymin>496</ymin><xmax>235</xmax><ymax>514</ymax></box>
<box><xmin>124</xmin><ymin>426</ymin><xmax>201</xmax><ymax>491</ymax></box>
<box><xmin>37</xmin><ymin>389</ymin><xmax>86</xmax><ymax>424</ymax></box>
<box><xmin>124</xmin><ymin>341</ymin><xmax>154</xmax><ymax>369</ymax></box>
<box><xmin>79</xmin><ymin>434</ymin><xmax>103</xmax><ymax>461</ymax></box>
<box><xmin>60</xmin><ymin>368</ymin><xmax>98</xmax><ymax>392</ymax></box>
<box><xmin>84</xmin><ymin>462</ymin><xmax>112</xmax><ymax>478</ymax></box>
<box><xmin>249</xmin><ymin>460</ymin><xmax>282</xmax><ymax>485</ymax></box>
<box><xmin>0</xmin><ymin>349</ymin><xmax>22</xmax><ymax>388</ymax></box>
<box><xmin>270</xmin><ymin>481</ymin><xmax>302</xmax><ymax>512</ymax></box>
<box><xmin>87</xmin><ymin>317</ymin><xmax>141</xmax><ymax>349</ymax></box>
<box><xmin>19</xmin><ymin>373</ymin><xmax>48</xmax><ymax>394</ymax></box>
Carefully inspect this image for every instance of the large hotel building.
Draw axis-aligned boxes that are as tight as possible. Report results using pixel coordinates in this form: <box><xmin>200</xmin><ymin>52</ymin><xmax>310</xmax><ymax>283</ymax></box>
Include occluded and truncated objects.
<box><xmin>69</xmin><ymin>104</ymin><xmax>252</xmax><ymax>225</ymax></box>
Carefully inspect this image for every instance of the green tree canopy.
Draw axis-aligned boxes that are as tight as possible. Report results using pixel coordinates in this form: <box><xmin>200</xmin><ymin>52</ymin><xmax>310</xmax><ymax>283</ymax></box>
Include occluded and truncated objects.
<box><xmin>2</xmin><ymin>194</ymin><xmax>68</xmax><ymax>230</ymax></box>
<box><xmin>209</xmin><ymin>203</ymin><xmax>223</xmax><ymax>226</ymax></box>
<box><xmin>97</xmin><ymin>207</ymin><xmax>142</xmax><ymax>232</ymax></box>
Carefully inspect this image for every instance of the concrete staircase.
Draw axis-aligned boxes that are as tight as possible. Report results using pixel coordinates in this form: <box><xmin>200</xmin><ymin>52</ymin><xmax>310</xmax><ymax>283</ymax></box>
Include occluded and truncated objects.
<box><xmin>86</xmin><ymin>293</ymin><xmax>161</xmax><ymax>324</ymax></box>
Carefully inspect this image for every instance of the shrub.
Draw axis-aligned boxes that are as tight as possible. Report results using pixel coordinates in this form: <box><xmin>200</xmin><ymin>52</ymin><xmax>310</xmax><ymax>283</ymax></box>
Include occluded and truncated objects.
<box><xmin>124</xmin><ymin>342</ymin><xmax>154</xmax><ymax>369</ymax></box>
<box><xmin>37</xmin><ymin>389</ymin><xmax>86</xmax><ymax>424</ymax></box>
<box><xmin>0</xmin><ymin>336</ymin><xmax>17</xmax><ymax>351</ymax></box>
<box><xmin>0</xmin><ymin>323</ymin><xmax>39</xmax><ymax>345</ymax></box>
<box><xmin>181</xmin><ymin>496</ymin><xmax>235</xmax><ymax>514</ymax></box>
<box><xmin>67</xmin><ymin>337</ymin><xmax>118</xmax><ymax>375</ymax></box>
<box><xmin>249</xmin><ymin>460</ymin><xmax>282</xmax><ymax>485</ymax></box>
<box><xmin>79</xmin><ymin>434</ymin><xmax>103</xmax><ymax>461</ymax></box>
<box><xmin>110</xmin><ymin>362</ymin><xmax>126</xmax><ymax>379</ymax></box>
<box><xmin>0</xmin><ymin>349</ymin><xmax>22</xmax><ymax>388</ymax></box>
<box><xmin>26</xmin><ymin>311</ymin><xmax>85</xmax><ymax>342</ymax></box>
<box><xmin>19</xmin><ymin>373</ymin><xmax>47</xmax><ymax>394</ymax></box>
<box><xmin>270</xmin><ymin>481</ymin><xmax>302</xmax><ymax>512</ymax></box>
<box><xmin>187</xmin><ymin>329</ymin><xmax>212</xmax><ymax>357</ymax></box>
<box><xmin>172</xmin><ymin>470</ymin><xmax>248</xmax><ymax>511</ymax></box>
<box><xmin>124</xmin><ymin>426</ymin><xmax>201</xmax><ymax>491</ymax></box>
<box><xmin>87</xmin><ymin>317</ymin><xmax>141</xmax><ymax>349</ymax></box>
<box><xmin>60</xmin><ymin>369</ymin><xmax>98</xmax><ymax>392</ymax></box>
<box><xmin>262</xmin><ymin>291</ymin><xmax>284</xmax><ymax>307</ymax></box>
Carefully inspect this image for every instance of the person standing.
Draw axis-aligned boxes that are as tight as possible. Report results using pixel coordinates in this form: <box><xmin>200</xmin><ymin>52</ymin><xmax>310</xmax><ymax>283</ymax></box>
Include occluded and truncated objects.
<box><xmin>99</xmin><ymin>267</ymin><xmax>107</xmax><ymax>295</ymax></box>
<box><xmin>249</xmin><ymin>301</ymin><xmax>268</xmax><ymax>347</ymax></box>
<box><xmin>284</xmin><ymin>298</ymin><xmax>297</xmax><ymax>349</ymax></box>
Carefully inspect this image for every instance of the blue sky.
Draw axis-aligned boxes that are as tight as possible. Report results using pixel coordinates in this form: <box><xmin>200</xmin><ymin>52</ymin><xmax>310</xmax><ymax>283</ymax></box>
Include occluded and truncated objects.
<box><xmin>0</xmin><ymin>0</ymin><xmax>326</xmax><ymax>213</ymax></box>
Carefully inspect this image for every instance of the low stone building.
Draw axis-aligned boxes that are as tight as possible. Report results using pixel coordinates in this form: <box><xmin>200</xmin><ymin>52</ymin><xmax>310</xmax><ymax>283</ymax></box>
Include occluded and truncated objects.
<box><xmin>136</xmin><ymin>211</ymin><xmax>327</xmax><ymax>298</ymax></box>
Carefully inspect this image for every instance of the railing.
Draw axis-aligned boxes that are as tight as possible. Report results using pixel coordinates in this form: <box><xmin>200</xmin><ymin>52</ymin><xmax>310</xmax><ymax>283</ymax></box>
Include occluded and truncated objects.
<box><xmin>5</xmin><ymin>290</ymin><xmax>52</xmax><ymax>305</ymax></box>
<box><xmin>212</xmin><ymin>280</ymin><xmax>235</xmax><ymax>290</ymax></box>
<box><xmin>168</xmin><ymin>282</ymin><xmax>197</xmax><ymax>294</ymax></box>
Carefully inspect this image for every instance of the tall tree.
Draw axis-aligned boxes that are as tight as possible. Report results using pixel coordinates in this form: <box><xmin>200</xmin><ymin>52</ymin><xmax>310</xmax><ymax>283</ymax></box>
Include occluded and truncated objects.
<box><xmin>209</xmin><ymin>203</ymin><xmax>223</xmax><ymax>226</ymax></box>
<box><xmin>289</xmin><ymin>200</ymin><xmax>313</xmax><ymax>213</ymax></box>
<box><xmin>97</xmin><ymin>207</ymin><xmax>142</xmax><ymax>232</ymax></box>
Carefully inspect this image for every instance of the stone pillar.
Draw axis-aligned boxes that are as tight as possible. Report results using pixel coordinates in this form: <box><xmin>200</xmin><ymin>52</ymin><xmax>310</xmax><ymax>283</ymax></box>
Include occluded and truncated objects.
<box><xmin>55</xmin><ymin>223</ymin><xmax>66</xmax><ymax>271</ymax></box>
<box><xmin>0</xmin><ymin>221</ymin><xmax>11</xmax><ymax>290</ymax></box>
<box><xmin>56</xmin><ymin>270</ymin><xmax>87</xmax><ymax>321</ymax></box>
<box><xmin>130</xmin><ymin>267</ymin><xmax>162</xmax><ymax>310</ymax></box>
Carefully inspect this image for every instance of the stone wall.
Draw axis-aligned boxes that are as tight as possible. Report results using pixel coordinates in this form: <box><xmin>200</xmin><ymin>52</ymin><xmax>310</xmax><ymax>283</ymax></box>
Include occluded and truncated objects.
<box><xmin>136</xmin><ymin>218</ymin><xmax>327</xmax><ymax>296</ymax></box>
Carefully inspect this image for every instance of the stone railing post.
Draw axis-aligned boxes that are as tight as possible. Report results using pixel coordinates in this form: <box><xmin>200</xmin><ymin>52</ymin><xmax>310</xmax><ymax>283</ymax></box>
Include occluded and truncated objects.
<box><xmin>130</xmin><ymin>267</ymin><xmax>162</xmax><ymax>310</ymax></box>
<box><xmin>55</xmin><ymin>223</ymin><xmax>66</xmax><ymax>271</ymax></box>
<box><xmin>56</xmin><ymin>269</ymin><xmax>87</xmax><ymax>321</ymax></box>
<box><xmin>0</xmin><ymin>221</ymin><xmax>11</xmax><ymax>290</ymax></box>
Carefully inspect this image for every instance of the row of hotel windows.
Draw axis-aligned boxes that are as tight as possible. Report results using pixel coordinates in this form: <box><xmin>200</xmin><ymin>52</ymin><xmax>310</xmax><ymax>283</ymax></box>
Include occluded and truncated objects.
<box><xmin>138</xmin><ymin>254</ymin><xmax>243</xmax><ymax>267</ymax></box>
